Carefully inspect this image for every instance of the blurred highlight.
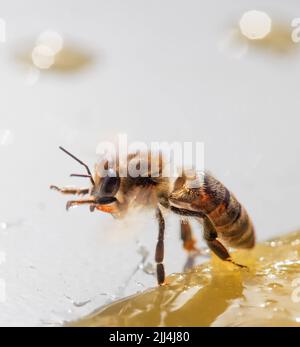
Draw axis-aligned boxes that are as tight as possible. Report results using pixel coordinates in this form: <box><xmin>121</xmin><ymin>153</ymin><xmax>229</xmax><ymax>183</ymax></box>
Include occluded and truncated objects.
<box><xmin>220</xmin><ymin>10</ymin><xmax>300</xmax><ymax>57</ymax></box>
<box><xmin>239</xmin><ymin>10</ymin><xmax>272</xmax><ymax>40</ymax></box>
<box><xmin>16</xmin><ymin>30</ymin><xmax>93</xmax><ymax>74</ymax></box>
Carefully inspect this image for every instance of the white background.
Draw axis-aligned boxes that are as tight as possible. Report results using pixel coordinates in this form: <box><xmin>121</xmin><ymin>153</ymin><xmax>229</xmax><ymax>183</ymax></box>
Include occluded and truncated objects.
<box><xmin>0</xmin><ymin>0</ymin><xmax>300</xmax><ymax>326</ymax></box>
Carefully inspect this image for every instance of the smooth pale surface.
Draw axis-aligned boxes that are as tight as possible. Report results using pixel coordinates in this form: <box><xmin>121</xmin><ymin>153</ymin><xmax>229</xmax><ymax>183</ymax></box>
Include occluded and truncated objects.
<box><xmin>69</xmin><ymin>230</ymin><xmax>300</xmax><ymax>327</ymax></box>
<box><xmin>0</xmin><ymin>0</ymin><xmax>300</xmax><ymax>326</ymax></box>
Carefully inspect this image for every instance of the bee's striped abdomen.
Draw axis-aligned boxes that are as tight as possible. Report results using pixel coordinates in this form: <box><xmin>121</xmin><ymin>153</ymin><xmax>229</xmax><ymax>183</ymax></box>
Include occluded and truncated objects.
<box><xmin>196</xmin><ymin>174</ymin><xmax>255</xmax><ymax>249</ymax></box>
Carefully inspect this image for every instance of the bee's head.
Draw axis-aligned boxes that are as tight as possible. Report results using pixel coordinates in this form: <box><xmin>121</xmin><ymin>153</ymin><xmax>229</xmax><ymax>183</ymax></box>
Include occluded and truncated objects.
<box><xmin>58</xmin><ymin>146</ymin><xmax>122</xmax><ymax>215</ymax></box>
<box><xmin>89</xmin><ymin>159</ymin><xmax>129</xmax><ymax>216</ymax></box>
<box><xmin>91</xmin><ymin>169</ymin><xmax>120</xmax><ymax>208</ymax></box>
<box><xmin>57</xmin><ymin>146</ymin><xmax>160</xmax><ymax>216</ymax></box>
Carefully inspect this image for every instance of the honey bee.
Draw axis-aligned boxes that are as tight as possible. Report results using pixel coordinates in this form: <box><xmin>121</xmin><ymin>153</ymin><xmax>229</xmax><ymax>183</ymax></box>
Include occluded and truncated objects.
<box><xmin>50</xmin><ymin>146</ymin><xmax>255</xmax><ymax>285</ymax></box>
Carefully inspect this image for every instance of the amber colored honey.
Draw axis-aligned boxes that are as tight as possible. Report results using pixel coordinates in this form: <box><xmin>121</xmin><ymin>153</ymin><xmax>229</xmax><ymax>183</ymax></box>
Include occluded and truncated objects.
<box><xmin>69</xmin><ymin>231</ymin><xmax>300</xmax><ymax>327</ymax></box>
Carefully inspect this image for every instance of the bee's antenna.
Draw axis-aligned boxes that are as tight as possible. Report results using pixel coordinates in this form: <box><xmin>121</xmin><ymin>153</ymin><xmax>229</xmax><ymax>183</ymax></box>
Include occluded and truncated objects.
<box><xmin>59</xmin><ymin>146</ymin><xmax>95</xmax><ymax>186</ymax></box>
<box><xmin>70</xmin><ymin>174</ymin><xmax>92</xmax><ymax>178</ymax></box>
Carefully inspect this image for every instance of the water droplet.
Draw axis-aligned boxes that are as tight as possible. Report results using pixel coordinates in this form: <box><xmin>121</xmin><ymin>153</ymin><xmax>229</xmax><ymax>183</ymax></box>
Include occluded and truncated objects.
<box><xmin>142</xmin><ymin>262</ymin><xmax>155</xmax><ymax>275</ymax></box>
<box><xmin>135</xmin><ymin>281</ymin><xmax>145</xmax><ymax>292</ymax></box>
<box><xmin>73</xmin><ymin>299</ymin><xmax>91</xmax><ymax>308</ymax></box>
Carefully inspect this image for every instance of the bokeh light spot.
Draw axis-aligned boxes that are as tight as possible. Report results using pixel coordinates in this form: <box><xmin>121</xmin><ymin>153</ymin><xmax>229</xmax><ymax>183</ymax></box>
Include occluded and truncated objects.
<box><xmin>36</xmin><ymin>30</ymin><xmax>64</xmax><ymax>54</ymax></box>
<box><xmin>239</xmin><ymin>10</ymin><xmax>272</xmax><ymax>40</ymax></box>
<box><xmin>31</xmin><ymin>44</ymin><xmax>55</xmax><ymax>69</ymax></box>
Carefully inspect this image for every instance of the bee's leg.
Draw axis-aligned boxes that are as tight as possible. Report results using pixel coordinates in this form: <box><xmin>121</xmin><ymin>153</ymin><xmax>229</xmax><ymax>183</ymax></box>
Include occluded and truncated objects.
<box><xmin>180</xmin><ymin>219</ymin><xmax>198</xmax><ymax>252</ymax></box>
<box><xmin>50</xmin><ymin>186</ymin><xmax>89</xmax><ymax>195</ymax></box>
<box><xmin>155</xmin><ymin>207</ymin><xmax>166</xmax><ymax>285</ymax></box>
<box><xmin>203</xmin><ymin>216</ymin><xmax>247</xmax><ymax>269</ymax></box>
<box><xmin>181</xmin><ymin>219</ymin><xmax>202</xmax><ymax>271</ymax></box>
<box><xmin>65</xmin><ymin>199</ymin><xmax>95</xmax><ymax>211</ymax></box>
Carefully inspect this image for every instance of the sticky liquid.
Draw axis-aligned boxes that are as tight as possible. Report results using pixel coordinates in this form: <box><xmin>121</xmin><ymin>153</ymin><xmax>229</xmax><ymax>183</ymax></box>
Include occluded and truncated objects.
<box><xmin>69</xmin><ymin>231</ymin><xmax>300</xmax><ymax>327</ymax></box>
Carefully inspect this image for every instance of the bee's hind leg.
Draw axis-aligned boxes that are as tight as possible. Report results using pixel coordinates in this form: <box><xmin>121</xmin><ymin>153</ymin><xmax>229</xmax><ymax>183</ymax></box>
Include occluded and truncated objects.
<box><xmin>180</xmin><ymin>219</ymin><xmax>202</xmax><ymax>271</ymax></box>
<box><xmin>50</xmin><ymin>186</ymin><xmax>89</xmax><ymax>195</ymax></box>
<box><xmin>155</xmin><ymin>207</ymin><xmax>166</xmax><ymax>285</ymax></box>
<box><xmin>202</xmin><ymin>216</ymin><xmax>248</xmax><ymax>269</ymax></box>
<box><xmin>180</xmin><ymin>219</ymin><xmax>200</xmax><ymax>253</ymax></box>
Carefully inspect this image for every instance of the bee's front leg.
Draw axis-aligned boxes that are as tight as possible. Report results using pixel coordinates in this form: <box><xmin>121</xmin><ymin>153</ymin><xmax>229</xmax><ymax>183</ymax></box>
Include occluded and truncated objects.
<box><xmin>203</xmin><ymin>216</ymin><xmax>247</xmax><ymax>269</ymax></box>
<box><xmin>155</xmin><ymin>207</ymin><xmax>166</xmax><ymax>285</ymax></box>
<box><xmin>65</xmin><ymin>199</ymin><xmax>95</xmax><ymax>211</ymax></box>
<box><xmin>50</xmin><ymin>186</ymin><xmax>89</xmax><ymax>195</ymax></box>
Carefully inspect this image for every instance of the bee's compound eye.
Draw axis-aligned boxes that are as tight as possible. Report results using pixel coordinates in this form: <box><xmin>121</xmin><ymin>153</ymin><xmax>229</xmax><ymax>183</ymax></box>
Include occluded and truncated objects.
<box><xmin>101</xmin><ymin>176</ymin><xmax>120</xmax><ymax>196</ymax></box>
